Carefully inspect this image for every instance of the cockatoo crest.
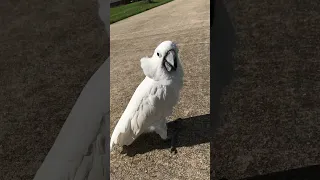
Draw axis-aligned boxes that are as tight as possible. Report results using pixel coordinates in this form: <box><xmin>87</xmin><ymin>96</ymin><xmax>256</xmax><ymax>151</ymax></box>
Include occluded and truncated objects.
<box><xmin>140</xmin><ymin>41</ymin><xmax>183</xmax><ymax>81</ymax></box>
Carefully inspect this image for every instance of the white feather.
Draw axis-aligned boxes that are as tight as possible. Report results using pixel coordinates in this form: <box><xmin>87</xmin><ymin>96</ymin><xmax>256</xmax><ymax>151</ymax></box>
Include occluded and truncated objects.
<box><xmin>110</xmin><ymin>41</ymin><xmax>183</xmax><ymax>151</ymax></box>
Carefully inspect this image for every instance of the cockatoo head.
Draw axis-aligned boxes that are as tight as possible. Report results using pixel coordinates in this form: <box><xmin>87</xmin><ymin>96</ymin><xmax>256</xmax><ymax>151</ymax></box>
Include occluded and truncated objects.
<box><xmin>140</xmin><ymin>41</ymin><xmax>183</xmax><ymax>81</ymax></box>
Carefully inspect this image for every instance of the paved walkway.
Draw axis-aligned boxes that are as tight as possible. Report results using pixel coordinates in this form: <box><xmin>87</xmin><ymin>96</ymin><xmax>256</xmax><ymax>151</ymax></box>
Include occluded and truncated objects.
<box><xmin>110</xmin><ymin>0</ymin><xmax>210</xmax><ymax>179</ymax></box>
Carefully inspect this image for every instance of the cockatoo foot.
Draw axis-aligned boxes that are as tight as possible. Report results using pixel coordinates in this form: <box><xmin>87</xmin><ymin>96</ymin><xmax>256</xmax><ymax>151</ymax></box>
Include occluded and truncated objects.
<box><xmin>168</xmin><ymin>118</ymin><xmax>182</xmax><ymax>154</ymax></box>
<box><xmin>120</xmin><ymin>145</ymin><xmax>129</xmax><ymax>155</ymax></box>
<box><xmin>170</xmin><ymin>147</ymin><xmax>177</xmax><ymax>154</ymax></box>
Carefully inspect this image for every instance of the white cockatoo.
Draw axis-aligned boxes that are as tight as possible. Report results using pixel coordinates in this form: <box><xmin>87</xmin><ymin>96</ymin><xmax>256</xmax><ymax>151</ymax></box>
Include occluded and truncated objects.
<box><xmin>110</xmin><ymin>41</ymin><xmax>184</xmax><ymax>153</ymax></box>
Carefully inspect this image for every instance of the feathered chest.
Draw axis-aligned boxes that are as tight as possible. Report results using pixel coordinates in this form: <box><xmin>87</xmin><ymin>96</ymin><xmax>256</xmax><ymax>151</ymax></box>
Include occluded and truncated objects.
<box><xmin>149</xmin><ymin>83</ymin><xmax>180</xmax><ymax>108</ymax></box>
<box><xmin>124</xmin><ymin>77</ymin><xmax>182</xmax><ymax>118</ymax></box>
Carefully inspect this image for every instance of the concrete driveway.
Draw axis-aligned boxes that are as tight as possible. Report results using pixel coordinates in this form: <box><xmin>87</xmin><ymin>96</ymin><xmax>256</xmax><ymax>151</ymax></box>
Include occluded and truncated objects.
<box><xmin>110</xmin><ymin>0</ymin><xmax>210</xmax><ymax>179</ymax></box>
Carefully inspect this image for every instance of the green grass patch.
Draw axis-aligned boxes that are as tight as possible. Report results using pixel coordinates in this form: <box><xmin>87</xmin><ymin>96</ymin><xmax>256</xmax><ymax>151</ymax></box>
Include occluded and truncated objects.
<box><xmin>110</xmin><ymin>0</ymin><xmax>173</xmax><ymax>24</ymax></box>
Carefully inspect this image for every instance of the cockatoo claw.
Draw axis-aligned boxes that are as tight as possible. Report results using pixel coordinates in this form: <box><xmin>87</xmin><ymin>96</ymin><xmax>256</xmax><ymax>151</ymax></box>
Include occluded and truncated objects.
<box><xmin>170</xmin><ymin>147</ymin><xmax>177</xmax><ymax>154</ymax></box>
<box><xmin>120</xmin><ymin>145</ymin><xmax>129</xmax><ymax>155</ymax></box>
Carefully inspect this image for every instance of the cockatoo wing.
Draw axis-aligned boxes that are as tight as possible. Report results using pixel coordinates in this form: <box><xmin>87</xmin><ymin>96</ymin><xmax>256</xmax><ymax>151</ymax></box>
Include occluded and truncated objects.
<box><xmin>110</xmin><ymin>77</ymin><xmax>168</xmax><ymax>149</ymax></box>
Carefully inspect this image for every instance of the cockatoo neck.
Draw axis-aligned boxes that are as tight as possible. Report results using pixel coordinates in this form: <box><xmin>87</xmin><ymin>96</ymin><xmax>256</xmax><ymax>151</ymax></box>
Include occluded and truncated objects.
<box><xmin>145</xmin><ymin>76</ymin><xmax>173</xmax><ymax>86</ymax></box>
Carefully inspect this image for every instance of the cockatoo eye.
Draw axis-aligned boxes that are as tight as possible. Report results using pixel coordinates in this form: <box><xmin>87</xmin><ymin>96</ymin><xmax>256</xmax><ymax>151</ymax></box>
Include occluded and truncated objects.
<box><xmin>157</xmin><ymin>52</ymin><xmax>161</xmax><ymax>58</ymax></box>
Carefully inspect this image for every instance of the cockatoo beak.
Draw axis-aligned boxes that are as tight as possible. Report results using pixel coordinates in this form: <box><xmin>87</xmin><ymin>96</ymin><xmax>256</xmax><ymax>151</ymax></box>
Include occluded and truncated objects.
<box><xmin>163</xmin><ymin>49</ymin><xmax>177</xmax><ymax>72</ymax></box>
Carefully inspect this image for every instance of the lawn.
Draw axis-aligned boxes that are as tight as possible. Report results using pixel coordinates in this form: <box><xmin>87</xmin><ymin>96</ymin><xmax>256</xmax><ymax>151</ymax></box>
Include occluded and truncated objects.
<box><xmin>110</xmin><ymin>0</ymin><xmax>173</xmax><ymax>24</ymax></box>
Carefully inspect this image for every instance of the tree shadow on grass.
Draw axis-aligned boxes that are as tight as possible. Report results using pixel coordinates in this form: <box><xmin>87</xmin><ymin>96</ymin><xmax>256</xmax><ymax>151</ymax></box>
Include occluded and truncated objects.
<box><xmin>124</xmin><ymin>114</ymin><xmax>210</xmax><ymax>156</ymax></box>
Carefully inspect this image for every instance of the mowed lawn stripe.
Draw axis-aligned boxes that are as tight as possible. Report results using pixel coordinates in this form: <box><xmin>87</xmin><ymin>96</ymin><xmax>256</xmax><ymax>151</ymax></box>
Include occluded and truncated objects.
<box><xmin>110</xmin><ymin>0</ymin><xmax>173</xmax><ymax>24</ymax></box>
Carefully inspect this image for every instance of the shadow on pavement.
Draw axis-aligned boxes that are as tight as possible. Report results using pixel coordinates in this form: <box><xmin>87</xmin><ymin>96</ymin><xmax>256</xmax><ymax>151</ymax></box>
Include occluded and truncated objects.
<box><xmin>124</xmin><ymin>114</ymin><xmax>210</xmax><ymax>156</ymax></box>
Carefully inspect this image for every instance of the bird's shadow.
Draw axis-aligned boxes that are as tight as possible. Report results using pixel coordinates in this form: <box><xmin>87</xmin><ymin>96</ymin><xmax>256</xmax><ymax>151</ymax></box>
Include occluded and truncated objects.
<box><xmin>122</xmin><ymin>114</ymin><xmax>210</xmax><ymax>157</ymax></box>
